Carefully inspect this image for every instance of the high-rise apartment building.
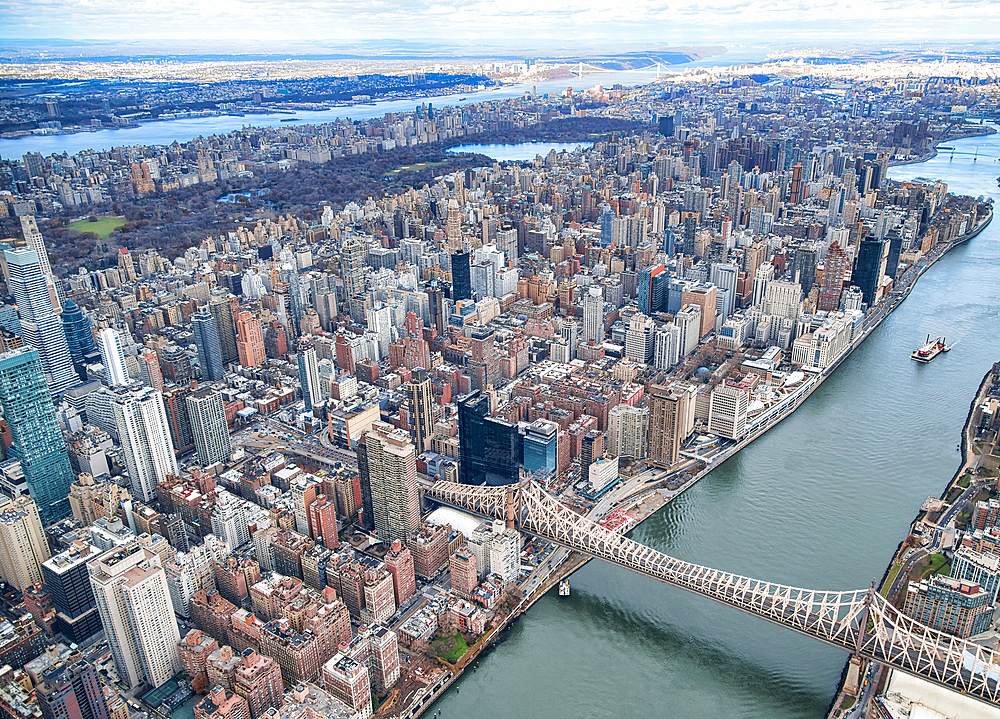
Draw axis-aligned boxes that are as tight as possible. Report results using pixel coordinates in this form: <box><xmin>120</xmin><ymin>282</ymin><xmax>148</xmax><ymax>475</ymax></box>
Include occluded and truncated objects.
<box><xmin>359</xmin><ymin>422</ymin><xmax>419</xmax><ymax>543</ymax></box>
<box><xmin>818</xmin><ymin>241</ymin><xmax>848</xmax><ymax>311</ymax></box>
<box><xmin>382</xmin><ymin>540</ymin><xmax>416</xmax><ymax>606</ymax></box>
<box><xmin>903</xmin><ymin>576</ymin><xmax>993</xmax><ymax>639</ymax></box>
<box><xmin>111</xmin><ymin>385</ymin><xmax>178</xmax><ymax>502</ymax></box>
<box><xmin>297</xmin><ymin>341</ymin><xmax>321</xmax><ymax>410</ymax></box>
<box><xmin>34</xmin><ymin>650</ymin><xmax>110</xmax><ymax>719</ymax></box>
<box><xmin>0</xmin><ymin>495</ymin><xmax>50</xmax><ymax>590</ymax></box>
<box><xmin>5</xmin><ymin>248</ymin><xmax>76</xmax><ymax>394</ymax></box>
<box><xmin>582</xmin><ymin>286</ymin><xmax>605</xmax><ymax>343</ymax></box>
<box><xmin>322</xmin><ymin>654</ymin><xmax>371</xmax><ymax>719</ymax></box>
<box><xmin>19</xmin><ymin>216</ymin><xmax>54</xmax><ymax>279</ymax></box>
<box><xmin>648</xmin><ymin>383</ymin><xmax>694</xmax><ymax>468</ymax></box>
<box><xmin>405</xmin><ymin>370</ymin><xmax>435</xmax><ymax>454</ymax></box>
<box><xmin>138</xmin><ymin>349</ymin><xmax>164</xmax><ymax>392</ymax></box>
<box><xmin>97</xmin><ymin>328</ymin><xmax>130</xmax><ymax>386</ymax></box>
<box><xmin>209</xmin><ymin>294</ymin><xmax>240</xmax><ymax>365</ymax></box>
<box><xmin>192</xmin><ymin>307</ymin><xmax>226</xmax><ymax>382</ymax></box>
<box><xmin>0</xmin><ymin>347</ymin><xmax>75</xmax><ymax>522</ymax></box>
<box><xmin>339</xmin><ymin>237</ymin><xmax>366</xmax><ymax>297</ymax></box>
<box><xmin>708</xmin><ymin>381</ymin><xmax>750</xmax><ymax>440</ymax></box>
<box><xmin>186</xmin><ymin>387</ymin><xmax>231</xmax><ymax>467</ymax></box>
<box><xmin>88</xmin><ymin>543</ymin><xmax>180</xmax><ymax>689</ymax></box>
<box><xmin>235</xmin><ymin>311</ymin><xmax>266</xmax><ymax>368</ymax></box>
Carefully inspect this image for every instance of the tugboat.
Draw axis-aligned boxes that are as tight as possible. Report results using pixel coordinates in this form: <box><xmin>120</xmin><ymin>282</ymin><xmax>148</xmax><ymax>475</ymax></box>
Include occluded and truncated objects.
<box><xmin>911</xmin><ymin>335</ymin><xmax>950</xmax><ymax>363</ymax></box>
<box><xmin>558</xmin><ymin>580</ymin><xmax>570</xmax><ymax>596</ymax></box>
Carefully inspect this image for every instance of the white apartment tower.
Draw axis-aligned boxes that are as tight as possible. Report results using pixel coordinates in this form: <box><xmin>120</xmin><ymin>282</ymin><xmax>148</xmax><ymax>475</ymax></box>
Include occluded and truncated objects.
<box><xmin>98</xmin><ymin>327</ymin><xmax>130</xmax><ymax>386</ymax></box>
<box><xmin>88</xmin><ymin>543</ymin><xmax>181</xmax><ymax>689</ymax></box>
<box><xmin>111</xmin><ymin>386</ymin><xmax>178</xmax><ymax>502</ymax></box>
<box><xmin>582</xmin><ymin>285</ymin><xmax>605</xmax><ymax>343</ymax></box>
<box><xmin>185</xmin><ymin>387</ymin><xmax>232</xmax><ymax>467</ymax></box>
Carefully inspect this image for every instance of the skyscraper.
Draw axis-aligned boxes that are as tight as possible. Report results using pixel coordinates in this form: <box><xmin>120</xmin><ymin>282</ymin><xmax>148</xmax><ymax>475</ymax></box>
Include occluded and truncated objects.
<box><xmin>637</xmin><ymin>264</ymin><xmax>667</xmax><ymax>316</ymax></box>
<box><xmin>88</xmin><ymin>543</ymin><xmax>180</xmax><ymax>689</ymax></box>
<box><xmin>648</xmin><ymin>383</ymin><xmax>694</xmax><ymax>468</ymax></box>
<box><xmin>457</xmin><ymin>391</ymin><xmax>521</xmax><ymax>486</ymax></box>
<box><xmin>208</xmin><ymin>294</ymin><xmax>239</xmax><ymax>365</ymax></box>
<box><xmin>186</xmin><ymin>387</ymin><xmax>232</xmax><ymax>467</ymax></box>
<box><xmin>582</xmin><ymin>286</ymin><xmax>605</xmax><ymax>343</ymax></box>
<box><xmin>297</xmin><ymin>341</ymin><xmax>321</xmax><ymax>410</ymax></box>
<box><xmin>359</xmin><ymin>422</ymin><xmax>420</xmax><ymax>543</ymax></box>
<box><xmin>41</xmin><ymin>542</ymin><xmax>104</xmax><ymax>644</ymax></box>
<box><xmin>97</xmin><ymin>328</ymin><xmax>130</xmax><ymax>386</ymax></box>
<box><xmin>111</xmin><ymin>385</ymin><xmax>178</xmax><ymax>503</ymax></box>
<box><xmin>235</xmin><ymin>310</ymin><xmax>266</xmax><ymax>368</ymax></box>
<box><xmin>192</xmin><ymin>307</ymin><xmax>225</xmax><ymax>382</ymax></box>
<box><xmin>5</xmin><ymin>248</ymin><xmax>76</xmax><ymax>395</ymax></box>
<box><xmin>451</xmin><ymin>250</ymin><xmax>472</xmax><ymax>302</ymax></box>
<box><xmin>852</xmin><ymin>237</ymin><xmax>888</xmax><ymax>307</ymax></box>
<box><xmin>61</xmin><ymin>300</ymin><xmax>95</xmax><ymax>380</ymax></box>
<box><xmin>405</xmin><ymin>370</ymin><xmax>435</xmax><ymax>454</ymax></box>
<box><xmin>19</xmin><ymin>216</ymin><xmax>54</xmax><ymax>280</ymax></box>
<box><xmin>341</xmin><ymin>237</ymin><xmax>367</xmax><ymax>321</ymax></box>
<box><xmin>138</xmin><ymin>349</ymin><xmax>164</xmax><ymax>392</ymax></box>
<box><xmin>0</xmin><ymin>347</ymin><xmax>75</xmax><ymax>523</ymax></box>
<box><xmin>818</xmin><ymin>241</ymin><xmax>848</xmax><ymax>311</ymax></box>
<box><xmin>0</xmin><ymin>495</ymin><xmax>50</xmax><ymax>590</ymax></box>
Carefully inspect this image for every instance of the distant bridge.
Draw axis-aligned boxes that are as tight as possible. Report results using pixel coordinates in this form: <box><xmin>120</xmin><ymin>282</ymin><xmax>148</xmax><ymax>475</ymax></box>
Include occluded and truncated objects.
<box><xmin>423</xmin><ymin>479</ymin><xmax>1000</xmax><ymax>706</ymax></box>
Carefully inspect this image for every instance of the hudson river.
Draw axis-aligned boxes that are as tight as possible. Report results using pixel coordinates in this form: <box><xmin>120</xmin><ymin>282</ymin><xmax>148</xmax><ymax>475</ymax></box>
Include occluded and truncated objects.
<box><xmin>429</xmin><ymin>129</ymin><xmax>1000</xmax><ymax>717</ymax></box>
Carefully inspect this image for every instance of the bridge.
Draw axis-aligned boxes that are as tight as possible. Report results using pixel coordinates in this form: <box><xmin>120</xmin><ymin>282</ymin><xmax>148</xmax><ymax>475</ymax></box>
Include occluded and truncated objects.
<box><xmin>423</xmin><ymin>479</ymin><xmax>1000</xmax><ymax>706</ymax></box>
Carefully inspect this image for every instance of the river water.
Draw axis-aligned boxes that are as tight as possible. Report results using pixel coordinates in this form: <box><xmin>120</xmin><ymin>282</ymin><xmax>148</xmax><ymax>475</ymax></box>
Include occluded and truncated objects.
<box><xmin>0</xmin><ymin>72</ymin><xmax>657</xmax><ymax>159</ymax></box>
<box><xmin>428</xmin><ymin>129</ymin><xmax>1000</xmax><ymax>717</ymax></box>
<box><xmin>0</xmin><ymin>49</ymin><xmax>775</xmax><ymax>160</ymax></box>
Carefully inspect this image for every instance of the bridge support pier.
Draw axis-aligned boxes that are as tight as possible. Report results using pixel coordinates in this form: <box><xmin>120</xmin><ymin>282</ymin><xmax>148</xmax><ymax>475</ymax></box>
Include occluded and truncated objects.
<box><xmin>844</xmin><ymin>655</ymin><xmax>864</xmax><ymax>696</ymax></box>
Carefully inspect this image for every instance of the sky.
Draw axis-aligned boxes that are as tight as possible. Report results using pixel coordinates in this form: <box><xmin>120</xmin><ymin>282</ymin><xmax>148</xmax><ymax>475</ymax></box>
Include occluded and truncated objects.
<box><xmin>0</xmin><ymin>0</ymin><xmax>999</xmax><ymax>51</ymax></box>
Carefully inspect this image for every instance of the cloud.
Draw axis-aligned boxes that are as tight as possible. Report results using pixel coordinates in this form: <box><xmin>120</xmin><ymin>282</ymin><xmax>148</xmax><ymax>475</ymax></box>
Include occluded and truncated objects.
<box><xmin>1</xmin><ymin>0</ymin><xmax>999</xmax><ymax>46</ymax></box>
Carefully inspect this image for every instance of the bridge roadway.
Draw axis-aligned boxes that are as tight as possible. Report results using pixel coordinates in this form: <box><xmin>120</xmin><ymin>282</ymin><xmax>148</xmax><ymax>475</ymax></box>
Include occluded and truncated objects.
<box><xmin>423</xmin><ymin>479</ymin><xmax>1000</xmax><ymax>707</ymax></box>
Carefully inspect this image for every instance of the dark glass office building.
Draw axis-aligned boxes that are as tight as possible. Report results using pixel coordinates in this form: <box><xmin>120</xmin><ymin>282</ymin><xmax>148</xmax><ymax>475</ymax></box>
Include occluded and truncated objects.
<box><xmin>457</xmin><ymin>391</ymin><xmax>522</xmax><ymax>486</ymax></box>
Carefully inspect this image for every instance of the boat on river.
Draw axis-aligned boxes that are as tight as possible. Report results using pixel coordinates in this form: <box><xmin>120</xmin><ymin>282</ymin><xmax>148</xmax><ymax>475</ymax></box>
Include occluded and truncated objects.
<box><xmin>911</xmin><ymin>335</ymin><xmax>950</xmax><ymax>362</ymax></box>
<box><xmin>558</xmin><ymin>580</ymin><xmax>570</xmax><ymax>596</ymax></box>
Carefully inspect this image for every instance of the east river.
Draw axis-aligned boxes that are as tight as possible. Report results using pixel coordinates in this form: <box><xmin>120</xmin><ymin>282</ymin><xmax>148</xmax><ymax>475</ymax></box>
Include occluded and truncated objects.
<box><xmin>427</xmin><ymin>130</ymin><xmax>1000</xmax><ymax>718</ymax></box>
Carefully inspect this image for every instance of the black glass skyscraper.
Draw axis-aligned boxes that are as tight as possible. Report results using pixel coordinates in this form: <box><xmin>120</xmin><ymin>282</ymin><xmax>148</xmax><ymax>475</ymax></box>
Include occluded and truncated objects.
<box><xmin>191</xmin><ymin>307</ymin><xmax>225</xmax><ymax>381</ymax></box>
<box><xmin>457</xmin><ymin>391</ymin><xmax>522</xmax><ymax>486</ymax></box>
<box><xmin>852</xmin><ymin>237</ymin><xmax>887</xmax><ymax>306</ymax></box>
<box><xmin>451</xmin><ymin>250</ymin><xmax>472</xmax><ymax>302</ymax></box>
<box><xmin>61</xmin><ymin>300</ymin><xmax>95</xmax><ymax>380</ymax></box>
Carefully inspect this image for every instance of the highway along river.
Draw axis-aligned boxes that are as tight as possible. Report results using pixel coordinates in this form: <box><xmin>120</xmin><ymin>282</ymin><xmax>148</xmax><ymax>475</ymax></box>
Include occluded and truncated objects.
<box><xmin>429</xmin><ymin>127</ymin><xmax>1000</xmax><ymax>718</ymax></box>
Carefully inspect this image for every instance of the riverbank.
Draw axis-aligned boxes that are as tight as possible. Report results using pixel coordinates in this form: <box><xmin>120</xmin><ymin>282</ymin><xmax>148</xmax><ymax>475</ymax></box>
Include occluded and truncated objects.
<box><xmin>410</xmin><ymin>207</ymin><xmax>994</xmax><ymax>719</ymax></box>
<box><xmin>888</xmin><ymin>123</ymin><xmax>997</xmax><ymax>168</ymax></box>
<box><xmin>825</xmin><ymin>360</ymin><xmax>999</xmax><ymax>718</ymax></box>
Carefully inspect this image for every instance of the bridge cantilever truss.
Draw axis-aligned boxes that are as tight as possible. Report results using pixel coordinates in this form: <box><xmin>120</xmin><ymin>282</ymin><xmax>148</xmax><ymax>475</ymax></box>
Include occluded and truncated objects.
<box><xmin>424</xmin><ymin>479</ymin><xmax>1000</xmax><ymax>706</ymax></box>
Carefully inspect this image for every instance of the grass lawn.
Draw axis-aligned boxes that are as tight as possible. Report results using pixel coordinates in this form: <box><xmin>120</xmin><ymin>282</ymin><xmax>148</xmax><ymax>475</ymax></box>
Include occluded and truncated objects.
<box><xmin>880</xmin><ymin>560</ymin><xmax>903</xmax><ymax>597</ymax></box>
<box><xmin>68</xmin><ymin>216</ymin><xmax>126</xmax><ymax>238</ymax></box>
<box><xmin>432</xmin><ymin>632</ymin><xmax>470</xmax><ymax>663</ymax></box>
<box><xmin>386</xmin><ymin>159</ymin><xmax>448</xmax><ymax>176</ymax></box>
<box><xmin>913</xmin><ymin>553</ymin><xmax>950</xmax><ymax>581</ymax></box>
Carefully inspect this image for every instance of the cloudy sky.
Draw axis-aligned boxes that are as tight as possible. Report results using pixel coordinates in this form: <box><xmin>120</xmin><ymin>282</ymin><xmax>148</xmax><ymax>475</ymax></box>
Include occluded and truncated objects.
<box><xmin>0</xmin><ymin>0</ymin><xmax>998</xmax><ymax>50</ymax></box>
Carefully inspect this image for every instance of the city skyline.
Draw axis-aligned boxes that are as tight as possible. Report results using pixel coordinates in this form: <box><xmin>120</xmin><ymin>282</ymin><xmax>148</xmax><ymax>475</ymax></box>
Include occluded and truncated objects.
<box><xmin>2</xmin><ymin>0</ymin><xmax>1000</xmax><ymax>48</ymax></box>
<box><xmin>0</xmin><ymin>14</ymin><xmax>997</xmax><ymax>719</ymax></box>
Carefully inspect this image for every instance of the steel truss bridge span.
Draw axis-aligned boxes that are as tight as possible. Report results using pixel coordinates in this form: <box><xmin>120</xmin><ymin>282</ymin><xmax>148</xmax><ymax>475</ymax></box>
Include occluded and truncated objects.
<box><xmin>423</xmin><ymin>479</ymin><xmax>1000</xmax><ymax>706</ymax></box>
